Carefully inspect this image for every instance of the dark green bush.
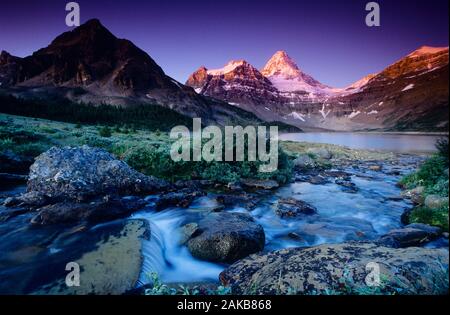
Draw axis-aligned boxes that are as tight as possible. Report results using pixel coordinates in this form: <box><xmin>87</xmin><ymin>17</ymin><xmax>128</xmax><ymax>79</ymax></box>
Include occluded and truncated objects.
<box><xmin>98</xmin><ymin>126</ymin><xmax>112</xmax><ymax>138</ymax></box>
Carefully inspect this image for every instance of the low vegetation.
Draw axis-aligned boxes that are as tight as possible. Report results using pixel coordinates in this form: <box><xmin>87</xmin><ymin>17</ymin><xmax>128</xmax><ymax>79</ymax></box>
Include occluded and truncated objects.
<box><xmin>0</xmin><ymin>113</ymin><xmax>293</xmax><ymax>184</ymax></box>
<box><xmin>400</xmin><ymin>138</ymin><xmax>449</xmax><ymax>230</ymax></box>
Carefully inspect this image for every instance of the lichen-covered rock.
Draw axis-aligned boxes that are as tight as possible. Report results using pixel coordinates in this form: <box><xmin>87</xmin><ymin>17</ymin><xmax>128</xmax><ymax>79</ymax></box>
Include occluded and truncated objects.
<box><xmin>185</xmin><ymin>212</ymin><xmax>265</xmax><ymax>263</ymax></box>
<box><xmin>220</xmin><ymin>242</ymin><xmax>449</xmax><ymax>295</ymax></box>
<box><xmin>25</xmin><ymin>146</ymin><xmax>169</xmax><ymax>204</ymax></box>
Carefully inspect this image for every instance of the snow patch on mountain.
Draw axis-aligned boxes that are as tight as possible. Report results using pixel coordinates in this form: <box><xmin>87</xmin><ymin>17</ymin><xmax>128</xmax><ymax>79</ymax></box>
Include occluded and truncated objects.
<box><xmin>348</xmin><ymin>111</ymin><xmax>361</xmax><ymax>119</ymax></box>
<box><xmin>208</xmin><ymin>60</ymin><xmax>246</xmax><ymax>75</ymax></box>
<box><xmin>402</xmin><ymin>84</ymin><xmax>415</xmax><ymax>92</ymax></box>
<box><xmin>287</xmin><ymin>111</ymin><xmax>306</xmax><ymax>121</ymax></box>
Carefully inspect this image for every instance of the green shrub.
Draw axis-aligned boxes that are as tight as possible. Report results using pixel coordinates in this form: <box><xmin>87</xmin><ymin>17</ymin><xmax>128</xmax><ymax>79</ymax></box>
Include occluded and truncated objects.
<box><xmin>400</xmin><ymin>154</ymin><xmax>448</xmax><ymax>196</ymax></box>
<box><xmin>410</xmin><ymin>204</ymin><xmax>449</xmax><ymax>231</ymax></box>
<box><xmin>82</xmin><ymin>135</ymin><xmax>112</xmax><ymax>148</ymax></box>
<box><xmin>122</xmin><ymin>142</ymin><xmax>294</xmax><ymax>184</ymax></box>
<box><xmin>39</xmin><ymin>126</ymin><xmax>57</xmax><ymax>134</ymax></box>
<box><xmin>98</xmin><ymin>126</ymin><xmax>112</xmax><ymax>138</ymax></box>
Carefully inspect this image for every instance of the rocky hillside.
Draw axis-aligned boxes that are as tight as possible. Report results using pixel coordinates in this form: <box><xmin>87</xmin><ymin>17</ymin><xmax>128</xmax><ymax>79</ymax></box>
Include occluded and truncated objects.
<box><xmin>187</xmin><ymin>47</ymin><xmax>449</xmax><ymax>131</ymax></box>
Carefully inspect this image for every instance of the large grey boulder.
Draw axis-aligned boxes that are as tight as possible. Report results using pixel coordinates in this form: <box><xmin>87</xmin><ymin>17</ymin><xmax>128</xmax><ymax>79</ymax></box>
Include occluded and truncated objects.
<box><xmin>23</xmin><ymin>146</ymin><xmax>168</xmax><ymax>204</ymax></box>
<box><xmin>184</xmin><ymin>212</ymin><xmax>265</xmax><ymax>264</ymax></box>
<box><xmin>220</xmin><ymin>242</ymin><xmax>449</xmax><ymax>295</ymax></box>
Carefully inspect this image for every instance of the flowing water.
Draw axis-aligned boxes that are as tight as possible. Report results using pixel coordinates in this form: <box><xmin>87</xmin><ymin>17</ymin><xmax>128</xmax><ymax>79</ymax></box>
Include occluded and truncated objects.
<box><xmin>1</xmin><ymin>133</ymin><xmax>448</xmax><ymax>291</ymax></box>
<box><xmin>132</xmin><ymin>163</ymin><xmax>427</xmax><ymax>285</ymax></box>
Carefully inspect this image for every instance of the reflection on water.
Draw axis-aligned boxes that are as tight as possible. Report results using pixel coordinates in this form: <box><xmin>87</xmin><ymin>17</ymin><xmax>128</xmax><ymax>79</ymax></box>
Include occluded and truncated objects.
<box><xmin>279</xmin><ymin>132</ymin><xmax>445</xmax><ymax>152</ymax></box>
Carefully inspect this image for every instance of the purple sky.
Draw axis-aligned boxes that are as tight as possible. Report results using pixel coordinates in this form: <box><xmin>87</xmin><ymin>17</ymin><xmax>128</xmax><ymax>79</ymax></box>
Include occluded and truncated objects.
<box><xmin>0</xmin><ymin>0</ymin><xmax>448</xmax><ymax>87</ymax></box>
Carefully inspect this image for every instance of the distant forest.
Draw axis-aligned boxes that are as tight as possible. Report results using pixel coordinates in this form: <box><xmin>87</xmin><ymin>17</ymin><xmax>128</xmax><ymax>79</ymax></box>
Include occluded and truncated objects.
<box><xmin>0</xmin><ymin>93</ymin><xmax>193</xmax><ymax>131</ymax></box>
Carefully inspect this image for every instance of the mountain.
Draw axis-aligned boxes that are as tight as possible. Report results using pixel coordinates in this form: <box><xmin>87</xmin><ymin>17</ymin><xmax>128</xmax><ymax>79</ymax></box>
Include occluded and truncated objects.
<box><xmin>330</xmin><ymin>46</ymin><xmax>449</xmax><ymax>131</ymax></box>
<box><xmin>187</xmin><ymin>47</ymin><xmax>449</xmax><ymax>131</ymax></box>
<box><xmin>0</xmin><ymin>19</ymin><xmax>264</xmax><ymax>127</ymax></box>
<box><xmin>261</xmin><ymin>50</ymin><xmax>336</xmax><ymax>96</ymax></box>
<box><xmin>186</xmin><ymin>60</ymin><xmax>280</xmax><ymax>110</ymax></box>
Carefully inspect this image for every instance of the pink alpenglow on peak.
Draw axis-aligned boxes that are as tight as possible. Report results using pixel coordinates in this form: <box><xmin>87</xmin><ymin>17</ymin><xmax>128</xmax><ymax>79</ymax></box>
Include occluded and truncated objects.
<box><xmin>261</xmin><ymin>50</ymin><xmax>336</xmax><ymax>95</ymax></box>
<box><xmin>407</xmin><ymin>46</ymin><xmax>449</xmax><ymax>58</ymax></box>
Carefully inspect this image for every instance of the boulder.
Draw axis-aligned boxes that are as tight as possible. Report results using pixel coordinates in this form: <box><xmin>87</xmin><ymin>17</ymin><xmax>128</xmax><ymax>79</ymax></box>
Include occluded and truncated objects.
<box><xmin>155</xmin><ymin>188</ymin><xmax>205</xmax><ymax>210</ymax></box>
<box><xmin>216</xmin><ymin>193</ymin><xmax>259</xmax><ymax>210</ymax></box>
<box><xmin>30</xmin><ymin>195</ymin><xmax>147</xmax><ymax>225</ymax></box>
<box><xmin>377</xmin><ymin>224</ymin><xmax>442</xmax><ymax>248</ymax></box>
<box><xmin>184</xmin><ymin>212</ymin><xmax>265</xmax><ymax>263</ymax></box>
<box><xmin>321</xmin><ymin>170</ymin><xmax>351</xmax><ymax>180</ymax></box>
<box><xmin>308</xmin><ymin>175</ymin><xmax>329</xmax><ymax>185</ymax></box>
<box><xmin>424</xmin><ymin>194</ymin><xmax>448</xmax><ymax>209</ymax></box>
<box><xmin>293</xmin><ymin>155</ymin><xmax>316</xmax><ymax>170</ymax></box>
<box><xmin>25</xmin><ymin>146</ymin><xmax>169</xmax><ymax>204</ymax></box>
<box><xmin>401</xmin><ymin>186</ymin><xmax>425</xmax><ymax>205</ymax></box>
<box><xmin>335</xmin><ymin>179</ymin><xmax>358</xmax><ymax>193</ymax></box>
<box><xmin>274</xmin><ymin>198</ymin><xmax>317</xmax><ymax>218</ymax></box>
<box><xmin>306</xmin><ymin>147</ymin><xmax>332</xmax><ymax>160</ymax></box>
<box><xmin>219</xmin><ymin>242</ymin><xmax>449</xmax><ymax>295</ymax></box>
<box><xmin>241</xmin><ymin>179</ymin><xmax>279</xmax><ymax>190</ymax></box>
<box><xmin>368</xmin><ymin>165</ymin><xmax>383</xmax><ymax>171</ymax></box>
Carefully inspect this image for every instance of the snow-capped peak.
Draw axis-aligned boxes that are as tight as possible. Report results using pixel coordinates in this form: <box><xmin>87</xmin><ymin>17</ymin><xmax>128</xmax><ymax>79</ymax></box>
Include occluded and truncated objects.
<box><xmin>261</xmin><ymin>50</ymin><xmax>335</xmax><ymax>95</ymax></box>
<box><xmin>207</xmin><ymin>60</ymin><xmax>247</xmax><ymax>75</ymax></box>
<box><xmin>261</xmin><ymin>50</ymin><xmax>301</xmax><ymax>78</ymax></box>
<box><xmin>407</xmin><ymin>46</ymin><xmax>448</xmax><ymax>58</ymax></box>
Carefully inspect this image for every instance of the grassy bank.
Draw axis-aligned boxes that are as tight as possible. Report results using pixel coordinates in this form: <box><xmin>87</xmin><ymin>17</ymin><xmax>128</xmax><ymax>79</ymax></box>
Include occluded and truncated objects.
<box><xmin>400</xmin><ymin>138</ymin><xmax>449</xmax><ymax>231</ymax></box>
<box><xmin>0</xmin><ymin>113</ymin><xmax>293</xmax><ymax>184</ymax></box>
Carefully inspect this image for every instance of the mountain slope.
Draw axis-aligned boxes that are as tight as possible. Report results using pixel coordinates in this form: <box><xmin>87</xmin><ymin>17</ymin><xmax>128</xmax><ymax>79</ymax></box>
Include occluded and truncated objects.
<box><xmin>332</xmin><ymin>46</ymin><xmax>449</xmax><ymax>131</ymax></box>
<box><xmin>187</xmin><ymin>47</ymin><xmax>449</xmax><ymax>131</ymax></box>
<box><xmin>0</xmin><ymin>19</ymin><xmax>266</xmax><ymax>127</ymax></box>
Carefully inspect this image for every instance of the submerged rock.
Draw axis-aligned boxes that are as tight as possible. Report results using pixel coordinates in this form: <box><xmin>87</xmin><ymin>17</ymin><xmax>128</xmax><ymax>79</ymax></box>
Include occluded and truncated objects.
<box><xmin>25</xmin><ymin>146</ymin><xmax>169</xmax><ymax>204</ymax></box>
<box><xmin>220</xmin><ymin>242</ymin><xmax>449</xmax><ymax>295</ymax></box>
<box><xmin>184</xmin><ymin>212</ymin><xmax>265</xmax><ymax>264</ymax></box>
<box><xmin>30</xmin><ymin>219</ymin><xmax>149</xmax><ymax>295</ymax></box>
<box><xmin>274</xmin><ymin>198</ymin><xmax>317</xmax><ymax>218</ymax></box>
